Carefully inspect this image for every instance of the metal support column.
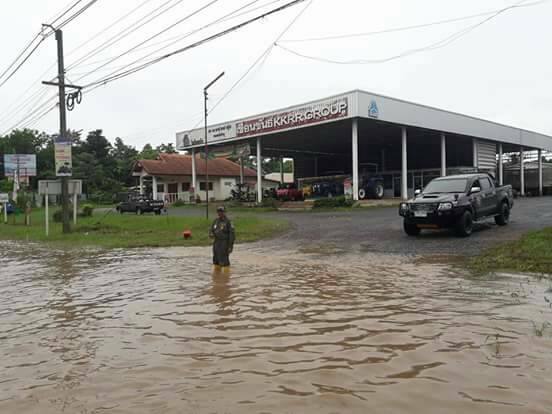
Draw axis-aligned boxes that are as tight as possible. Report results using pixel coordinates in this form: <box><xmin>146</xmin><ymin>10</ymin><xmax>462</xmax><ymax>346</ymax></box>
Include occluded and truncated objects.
<box><xmin>440</xmin><ymin>133</ymin><xmax>447</xmax><ymax>177</ymax></box>
<box><xmin>352</xmin><ymin>119</ymin><xmax>359</xmax><ymax>201</ymax></box>
<box><xmin>538</xmin><ymin>149</ymin><xmax>543</xmax><ymax>196</ymax></box>
<box><xmin>401</xmin><ymin>127</ymin><xmax>408</xmax><ymax>200</ymax></box>
<box><xmin>520</xmin><ymin>146</ymin><xmax>525</xmax><ymax>196</ymax></box>
<box><xmin>280</xmin><ymin>157</ymin><xmax>285</xmax><ymax>185</ymax></box>
<box><xmin>139</xmin><ymin>175</ymin><xmax>144</xmax><ymax>195</ymax></box>
<box><xmin>191</xmin><ymin>148</ymin><xmax>197</xmax><ymax>191</ymax></box>
<box><xmin>257</xmin><ymin>137</ymin><xmax>263</xmax><ymax>203</ymax></box>
<box><xmin>152</xmin><ymin>176</ymin><xmax>158</xmax><ymax>200</ymax></box>
<box><xmin>498</xmin><ymin>144</ymin><xmax>504</xmax><ymax>185</ymax></box>
<box><xmin>473</xmin><ymin>138</ymin><xmax>478</xmax><ymax>169</ymax></box>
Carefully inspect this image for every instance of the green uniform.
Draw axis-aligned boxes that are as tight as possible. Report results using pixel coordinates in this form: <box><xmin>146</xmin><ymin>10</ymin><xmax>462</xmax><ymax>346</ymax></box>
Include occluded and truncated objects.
<box><xmin>210</xmin><ymin>217</ymin><xmax>235</xmax><ymax>266</ymax></box>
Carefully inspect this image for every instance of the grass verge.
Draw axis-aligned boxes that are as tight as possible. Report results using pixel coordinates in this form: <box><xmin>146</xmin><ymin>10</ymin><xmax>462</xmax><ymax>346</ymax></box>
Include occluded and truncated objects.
<box><xmin>0</xmin><ymin>209</ymin><xmax>289</xmax><ymax>249</ymax></box>
<box><xmin>468</xmin><ymin>227</ymin><xmax>552</xmax><ymax>275</ymax></box>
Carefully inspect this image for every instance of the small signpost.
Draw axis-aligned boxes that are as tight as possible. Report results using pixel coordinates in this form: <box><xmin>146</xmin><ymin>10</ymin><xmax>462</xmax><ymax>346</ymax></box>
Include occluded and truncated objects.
<box><xmin>38</xmin><ymin>180</ymin><xmax>82</xmax><ymax>236</ymax></box>
<box><xmin>0</xmin><ymin>193</ymin><xmax>8</xmax><ymax>224</ymax></box>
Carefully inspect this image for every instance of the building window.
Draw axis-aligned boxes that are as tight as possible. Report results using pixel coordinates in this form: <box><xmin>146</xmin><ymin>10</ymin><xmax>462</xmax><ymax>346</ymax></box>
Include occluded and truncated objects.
<box><xmin>199</xmin><ymin>182</ymin><xmax>213</xmax><ymax>191</ymax></box>
<box><xmin>181</xmin><ymin>182</ymin><xmax>191</xmax><ymax>192</ymax></box>
<box><xmin>157</xmin><ymin>184</ymin><xmax>164</xmax><ymax>193</ymax></box>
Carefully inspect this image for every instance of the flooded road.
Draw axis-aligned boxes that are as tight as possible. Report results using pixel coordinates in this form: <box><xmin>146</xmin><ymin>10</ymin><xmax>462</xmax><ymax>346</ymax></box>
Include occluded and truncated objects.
<box><xmin>1</xmin><ymin>241</ymin><xmax>551</xmax><ymax>413</ymax></box>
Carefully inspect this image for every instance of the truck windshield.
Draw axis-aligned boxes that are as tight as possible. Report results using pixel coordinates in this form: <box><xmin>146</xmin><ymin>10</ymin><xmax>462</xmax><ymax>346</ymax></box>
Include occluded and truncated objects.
<box><xmin>424</xmin><ymin>178</ymin><xmax>468</xmax><ymax>193</ymax></box>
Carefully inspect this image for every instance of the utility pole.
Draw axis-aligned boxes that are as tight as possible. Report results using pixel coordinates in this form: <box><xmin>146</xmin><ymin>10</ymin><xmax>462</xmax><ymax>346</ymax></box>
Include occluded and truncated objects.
<box><xmin>42</xmin><ymin>25</ymin><xmax>82</xmax><ymax>234</ymax></box>
<box><xmin>203</xmin><ymin>71</ymin><xmax>225</xmax><ymax>220</ymax></box>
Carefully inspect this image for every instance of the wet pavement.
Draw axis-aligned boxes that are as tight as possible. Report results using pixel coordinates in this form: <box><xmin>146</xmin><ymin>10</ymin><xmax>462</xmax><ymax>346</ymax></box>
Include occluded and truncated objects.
<box><xmin>1</xmin><ymin>240</ymin><xmax>551</xmax><ymax>413</ymax></box>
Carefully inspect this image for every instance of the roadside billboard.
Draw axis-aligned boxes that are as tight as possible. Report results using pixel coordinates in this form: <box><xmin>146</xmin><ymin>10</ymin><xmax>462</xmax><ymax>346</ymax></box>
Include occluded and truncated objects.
<box><xmin>3</xmin><ymin>154</ymin><xmax>37</xmax><ymax>177</ymax></box>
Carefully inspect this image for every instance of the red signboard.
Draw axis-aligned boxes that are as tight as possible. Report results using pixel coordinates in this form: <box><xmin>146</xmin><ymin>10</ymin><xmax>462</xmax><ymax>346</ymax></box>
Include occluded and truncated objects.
<box><xmin>236</xmin><ymin>97</ymin><xmax>349</xmax><ymax>138</ymax></box>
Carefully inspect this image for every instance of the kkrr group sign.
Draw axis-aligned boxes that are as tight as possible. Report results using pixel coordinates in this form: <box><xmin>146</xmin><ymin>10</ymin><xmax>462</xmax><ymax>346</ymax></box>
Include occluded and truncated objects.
<box><xmin>236</xmin><ymin>97</ymin><xmax>349</xmax><ymax>138</ymax></box>
<box><xmin>55</xmin><ymin>144</ymin><xmax>73</xmax><ymax>177</ymax></box>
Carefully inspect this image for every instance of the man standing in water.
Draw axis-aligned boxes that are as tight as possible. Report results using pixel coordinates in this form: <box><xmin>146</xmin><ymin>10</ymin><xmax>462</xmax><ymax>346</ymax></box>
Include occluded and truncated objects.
<box><xmin>209</xmin><ymin>206</ymin><xmax>235</xmax><ymax>267</ymax></box>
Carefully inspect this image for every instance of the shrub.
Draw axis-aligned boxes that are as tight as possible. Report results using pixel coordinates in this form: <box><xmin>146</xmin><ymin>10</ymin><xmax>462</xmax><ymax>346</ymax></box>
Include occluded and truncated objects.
<box><xmin>313</xmin><ymin>196</ymin><xmax>353</xmax><ymax>209</ymax></box>
<box><xmin>80</xmin><ymin>204</ymin><xmax>94</xmax><ymax>217</ymax></box>
<box><xmin>53</xmin><ymin>209</ymin><xmax>63</xmax><ymax>223</ymax></box>
<box><xmin>172</xmin><ymin>199</ymin><xmax>186</xmax><ymax>207</ymax></box>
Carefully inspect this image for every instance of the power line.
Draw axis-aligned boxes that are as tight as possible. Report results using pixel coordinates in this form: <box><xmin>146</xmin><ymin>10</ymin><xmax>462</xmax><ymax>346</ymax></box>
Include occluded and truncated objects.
<box><xmin>74</xmin><ymin>0</ymin><xmax>267</xmax><ymax>84</ymax></box>
<box><xmin>82</xmin><ymin>0</ymin><xmax>308</xmax><ymax>91</ymax></box>
<box><xmin>0</xmin><ymin>0</ymin><xmax>100</xmax><ymax>92</ymax></box>
<box><xmin>280</xmin><ymin>0</ymin><xmax>548</xmax><ymax>43</ymax></box>
<box><xmin>0</xmin><ymin>0</ymin><xmax>157</xmax><ymax>129</ymax></box>
<box><xmin>208</xmin><ymin>0</ymin><xmax>313</xmax><ymax>116</ymax></box>
<box><xmin>74</xmin><ymin>0</ymin><xmax>222</xmax><ymax>82</ymax></box>
<box><xmin>275</xmin><ymin>0</ymin><xmax>547</xmax><ymax>65</ymax></box>
<box><xmin>118</xmin><ymin>0</ymin><xmax>311</xmax><ymax>142</ymax></box>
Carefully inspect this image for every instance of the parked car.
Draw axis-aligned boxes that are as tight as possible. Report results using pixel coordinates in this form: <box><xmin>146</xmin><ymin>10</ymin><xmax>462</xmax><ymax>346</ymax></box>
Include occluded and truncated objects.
<box><xmin>276</xmin><ymin>184</ymin><xmax>304</xmax><ymax>201</ymax></box>
<box><xmin>399</xmin><ymin>173</ymin><xmax>514</xmax><ymax>237</ymax></box>
<box><xmin>1</xmin><ymin>202</ymin><xmax>15</xmax><ymax>215</ymax></box>
<box><xmin>358</xmin><ymin>175</ymin><xmax>385</xmax><ymax>200</ymax></box>
<box><xmin>116</xmin><ymin>195</ymin><xmax>164</xmax><ymax>215</ymax></box>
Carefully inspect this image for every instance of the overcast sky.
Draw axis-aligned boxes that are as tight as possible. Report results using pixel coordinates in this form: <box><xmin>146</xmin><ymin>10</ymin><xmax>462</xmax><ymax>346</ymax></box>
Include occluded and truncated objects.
<box><xmin>1</xmin><ymin>0</ymin><xmax>551</xmax><ymax>149</ymax></box>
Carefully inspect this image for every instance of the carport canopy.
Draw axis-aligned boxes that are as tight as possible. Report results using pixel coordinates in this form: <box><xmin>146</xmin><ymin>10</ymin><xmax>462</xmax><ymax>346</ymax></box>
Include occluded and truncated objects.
<box><xmin>177</xmin><ymin>90</ymin><xmax>552</xmax><ymax>201</ymax></box>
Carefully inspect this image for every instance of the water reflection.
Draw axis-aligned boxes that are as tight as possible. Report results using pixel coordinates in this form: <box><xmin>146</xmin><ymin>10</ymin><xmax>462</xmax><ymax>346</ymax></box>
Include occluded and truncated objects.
<box><xmin>0</xmin><ymin>242</ymin><xmax>551</xmax><ymax>413</ymax></box>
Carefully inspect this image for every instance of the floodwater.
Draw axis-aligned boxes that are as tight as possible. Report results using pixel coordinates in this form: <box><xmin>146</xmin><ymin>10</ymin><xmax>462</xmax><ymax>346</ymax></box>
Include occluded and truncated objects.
<box><xmin>1</xmin><ymin>242</ymin><xmax>551</xmax><ymax>414</ymax></box>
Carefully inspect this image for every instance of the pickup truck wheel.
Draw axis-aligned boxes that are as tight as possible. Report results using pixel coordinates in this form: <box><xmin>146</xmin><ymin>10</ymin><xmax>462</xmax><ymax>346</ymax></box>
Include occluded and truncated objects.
<box><xmin>154</xmin><ymin>209</ymin><xmax>161</xmax><ymax>216</ymax></box>
<box><xmin>494</xmin><ymin>202</ymin><xmax>510</xmax><ymax>226</ymax></box>
<box><xmin>404</xmin><ymin>221</ymin><xmax>421</xmax><ymax>236</ymax></box>
<box><xmin>455</xmin><ymin>210</ymin><xmax>473</xmax><ymax>237</ymax></box>
<box><xmin>358</xmin><ymin>189</ymin><xmax>366</xmax><ymax>200</ymax></box>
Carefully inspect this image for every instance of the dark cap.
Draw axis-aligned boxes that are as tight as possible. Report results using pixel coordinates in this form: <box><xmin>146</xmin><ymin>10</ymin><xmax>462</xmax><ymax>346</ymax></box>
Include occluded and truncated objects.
<box><xmin>217</xmin><ymin>206</ymin><xmax>226</xmax><ymax>212</ymax></box>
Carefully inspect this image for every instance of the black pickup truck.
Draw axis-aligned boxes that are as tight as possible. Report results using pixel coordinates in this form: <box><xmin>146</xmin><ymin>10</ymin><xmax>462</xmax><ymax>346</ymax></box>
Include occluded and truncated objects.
<box><xmin>116</xmin><ymin>195</ymin><xmax>164</xmax><ymax>215</ymax></box>
<box><xmin>399</xmin><ymin>173</ymin><xmax>514</xmax><ymax>237</ymax></box>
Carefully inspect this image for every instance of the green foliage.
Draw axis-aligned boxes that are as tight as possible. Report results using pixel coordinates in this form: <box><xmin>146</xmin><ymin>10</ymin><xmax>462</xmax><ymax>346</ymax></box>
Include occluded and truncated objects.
<box><xmin>0</xmin><ymin>179</ymin><xmax>12</xmax><ymax>192</ymax></box>
<box><xmin>172</xmin><ymin>199</ymin><xmax>186</xmax><ymax>207</ymax></box>
<box><xmin>313</xmin><ymin>196</ymin><xmax>354</xmax><ymax>209</ymax></box>
<box><xmin>80</xmin><ymin>204</ymin><xmax>94</xmax><ymax>217</ymax></box>
<box><xmin>53</xmin><ymin>209</ymin><xmax>63</xmax><ymax>223</ymax></box>
<box><xmin>261</xmin><ymin>197</ymin><xmax>280</xmax><ymax>209</ymax></box>
<box><xmin>468</xmin><ymin>227</ymin><xmax>552</xmax><ymax>275</ymax></box>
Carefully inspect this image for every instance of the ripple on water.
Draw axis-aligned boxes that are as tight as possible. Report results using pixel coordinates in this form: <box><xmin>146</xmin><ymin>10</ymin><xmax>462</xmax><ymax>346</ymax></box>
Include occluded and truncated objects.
<box><xmin>0</xmin><ymin>242</ymin><xmax>551</xmax><ymax>413</ymax></box>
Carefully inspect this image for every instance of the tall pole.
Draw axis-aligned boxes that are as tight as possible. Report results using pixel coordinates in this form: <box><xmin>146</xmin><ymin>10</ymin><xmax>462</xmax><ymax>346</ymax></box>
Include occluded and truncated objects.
<box><xmin>203</xmin><ymin>71</ymin><xmax>225</xmax><ymax>220</ymax></box>
<box><xmin>56</xmin><ymin>29</ymin><xmax>71</xmax><ymax>234</ymax></box>
<box><xmin>204</xmin><ymin>89</ymin><xmax>209</xmax><ymax>220</ymax></box>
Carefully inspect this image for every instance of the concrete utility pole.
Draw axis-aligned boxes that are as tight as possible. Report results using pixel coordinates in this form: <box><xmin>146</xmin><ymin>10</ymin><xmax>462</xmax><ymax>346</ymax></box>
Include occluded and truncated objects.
<box><xmin>203</xmin><ymin>71</ymin><xmax>225</xmax><ymax>220</ymax></box>
<box><xmin>42</xmin><ymin>26</ymin><xmax>81</xmax><ymax>234</ymax></box>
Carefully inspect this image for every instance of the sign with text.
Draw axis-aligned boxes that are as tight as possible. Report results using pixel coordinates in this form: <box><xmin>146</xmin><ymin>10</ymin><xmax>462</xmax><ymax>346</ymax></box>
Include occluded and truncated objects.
<box><xmin>177</xmin><ymin>123</ymin><xmax>236</xmax><ymax>149</ymax></box>
<box><xmin>55</xmin><ymin>143</ymin><xmax>73</xmax><ymax>176</ymax></box>
<box><xmin>38</xmin><ymin>180</ymin><xmax>82</xmax><ymax>195</ymax></box>
<box><xmin>3</xmin><ymin>154</ymin><xmax>37</xmax><ymax>176</ymax></box>
<box><xmin>236</xmin><ymin>97</ymin><xmax>349</xmax><ymax>138</ymax></box>
<box><xmin>0</xmin><ymin>193</ymin><xmax>8</xmax><ymax>203</ymax></box>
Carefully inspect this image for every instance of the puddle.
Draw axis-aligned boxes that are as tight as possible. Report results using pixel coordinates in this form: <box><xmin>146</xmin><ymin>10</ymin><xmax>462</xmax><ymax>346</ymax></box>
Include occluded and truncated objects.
<box><xmin>0</xmin><ymin>241</ymin><xmax>551</xmax><ymax>413</ymax></box>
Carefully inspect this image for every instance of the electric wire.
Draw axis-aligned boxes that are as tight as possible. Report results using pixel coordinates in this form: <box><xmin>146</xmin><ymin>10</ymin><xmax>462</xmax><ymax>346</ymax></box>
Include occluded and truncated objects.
<box><xmin>81</xmin><ymin>0</ymin><xmax>307</xmax><ymax>91</ymax></box>
<box><xmin>65</xmin><ymin>0</ymin><xmax>188</xmax><ymax>72</ymax></box>
<box><xmin>74</xmin><ymin>0</ymin><xmax>222</xmax><ymax>82</ymax></box>
<box><xmin>275</xmin><ymin>0</ymin><xmax>545</xmax><ymax>65</ymax></box>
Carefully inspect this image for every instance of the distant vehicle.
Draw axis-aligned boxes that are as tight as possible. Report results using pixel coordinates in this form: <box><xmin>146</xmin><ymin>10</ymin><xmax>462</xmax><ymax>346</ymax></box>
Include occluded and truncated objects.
<box><xmin>276</xmin><ymin>184</ymin><xmax>304</xmax><ymax>201</ymax></box>
<box><xmin>1</xmin><ymin>202</ymin><xmax>15</xmax><ymax>215</ymax></box>
<box><xmin>312</xmin><ymin>181</ymin><xmax>344</xmax><ymax>198</ymax></box>
<box><xmin>399</xmin><ymin>173</ymin><xmax>514</xmax><ymax>237</ymax></box>
<box><xmin>116</xmin><ymin>194</ymin><xmax>164</xmax><ymax>215</ymax></box>
<box><xmin>230</xmin><ymin>183</ymin><xmax>256</xmax><ymax>202</ymax></box>
<box><xmin>358</xmin><ymin>175</ymin><xmax>385</xmax><ymax>200</ymax></box>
